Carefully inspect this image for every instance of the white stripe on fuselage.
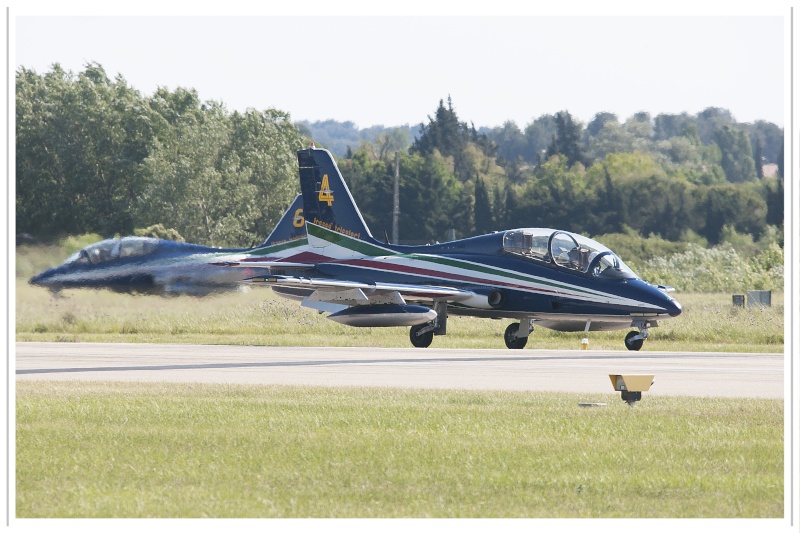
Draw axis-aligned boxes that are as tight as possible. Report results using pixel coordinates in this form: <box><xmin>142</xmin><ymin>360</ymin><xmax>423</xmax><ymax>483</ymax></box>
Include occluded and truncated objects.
<box><xmin>311</xmin><ymin>241</ymin><xmax>664</xmax><ymax>312</ymax></box>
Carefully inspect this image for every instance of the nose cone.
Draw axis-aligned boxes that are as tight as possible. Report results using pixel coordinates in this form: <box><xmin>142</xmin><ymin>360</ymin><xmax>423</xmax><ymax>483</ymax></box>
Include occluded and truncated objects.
<box><xmin>631</xmin><ymin>280</ymin><xmax>683</xmax><ymax>319</ymax></box>
<box><xmin>29</xmin><ymin>270</ymin><xmax>48</xmax><ymax>286</ymax></box>
<box><xmin>666</xmin><ymin>296</ymin><xmax>682</xmax><ymax>317</ymax></box>
<box><xmin>29</xmin><ymin>266</ymin><xmax>61</xmax><ymax>289</ymax></box>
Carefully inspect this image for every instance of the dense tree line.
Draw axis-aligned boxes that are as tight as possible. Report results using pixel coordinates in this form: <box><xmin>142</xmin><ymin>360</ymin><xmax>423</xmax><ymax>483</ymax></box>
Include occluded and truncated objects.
<box><xmin>484</xmin><ymin>107</ymin><xmax>782</xmax><ymax>179</ymax></box>
<box><xmin>341</xmin><ymin>99</ymin><xmax>783</xmax><ymax>249</ymax></box>
<box><xmin>17</xmin><ymin>63</ymin><xmax>784</xmax><ymax>255</ymax></box>
<box><xmin>296</xmin><ymin>119</ymin><xmax>417</xmax><ymax>159</ymax></box>
<box><xmin>17</xmin><ymin>63</ymin><xmax>305</xmax><ymax>246</ymax></box>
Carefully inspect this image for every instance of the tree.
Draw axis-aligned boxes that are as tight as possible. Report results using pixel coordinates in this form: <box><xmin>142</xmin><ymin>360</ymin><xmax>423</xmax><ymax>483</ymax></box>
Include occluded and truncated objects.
<box><xmin>524</xmin><ymin>155</ymin><xmax>586</xmax><ymax>232</ymax></box>
<box><xmin>138</xmin><ymin>102</ymin><xmax>260</xmax><ymax>246</ymax></box>
<box><xmin>753</xmin><ymin>138</ymin><xmax>764</xmax><ymax>178</ymax></box>
<box><xmin>598</xmin><ymin>165</ymin><xmax>625</xmax><ymax>234</ymax></box>
<box><xmin>764</xmin><ymin>177</ymin><xmax>784</xmax><ymax>228</ymax></box>
<box><xmin>397</xmin><ymin>151</ymin><xmax>465</xmax><ymax>242</ymax></box>
<box><xmin>524</xmin><ymin>114</ymin><xmax>557</xmax><ymax>166</ymax></box>
<box><xmin>412</xmin><ymin>96</ymin><xmax>494</xmax><ymax>183</ymax></box>
<box><xmin>412</xmin><ymin>96</ymin><xmax>465</xmax><ymax>157</ymax></box>
<box><xmin>138</xmin><ymin>101</ymin><xmax>304</xmax><ymax>247</ymax></box>
<box><xmin>373</xmin><ymin>127</ymin><xmax>412</xmax><ymax>161</ymax></box>
<box><xmin>340</xmin><ymin>148</ymin><xmax>393</xmax><ymax>237</ymax></box>
<box><xmin>625</xmin><ymin>112</ymin><xmax>654</xmax><ymax>140</ymax></box>
<box><xmin>698</xmin><ymin>185</ymin><xmax>767</xmax><ymax>244</ymax></box>
<box><xmin>653</xmin><ymin>112</ymin><xmax>695</xmax><ymax>141</ymax></box>
<box><xmin>16</xmin><ymin>66</ymin><xmax>66</xmax><ymax>237</ymax></box>
<box><xmin>585</xmin><ymin>112</ymin><xmax>618</xmax><ymax>138</ymax></box>
<box><xmin>742</xmin><ymin>120</ymin><xmax>783</xmax><ymax>165</ymax></box>
<box><xmin>545</xmin><ymin>111</ymin><xmax>585</xmax><ymax>167</ymax></box>
<box><xmin>490</xmin><ymin>121</ymin><xmax>528</xmax><ymax>165</ymax></box>
<box><xmin>228</xmin><ymin>108</ymin><xmax>305</xmax><ymax>241</ymax></box>
<box><xmin>696</xmin><ymin>107</ymin><xmax>735</xmax><ymax>144</ymax></box>
<box><xmin>501</xmin><ymin>183</ymin><xmax>521</xmax><ymax>230</ymax></box>
<box><xmin>16</xmin><ymin>63</ymin><xmax>155</xmax><ymax>238</ymax></box>
<box><xmin>586</xmin><ymin>121</ymin><xmax>636</xmax><ymax>162</ymax></box>
<box><xmin>473</xmin><ymin>176</ymin><xmax>493</xmax><ymax>234</ymax></box>
<box><xmin>715</xmin><ymin>125</ymin><xmax>757</xmax><ymax>183</ymax></box>
<box><xmin>343</xmin><ymin>148</ymin><xmax>464</xmax><ymax>243</ymax></box>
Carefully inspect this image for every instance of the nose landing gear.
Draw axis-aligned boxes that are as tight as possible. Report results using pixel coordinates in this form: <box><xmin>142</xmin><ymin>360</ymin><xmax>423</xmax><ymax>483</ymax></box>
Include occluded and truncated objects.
<box><xmin>624</xmin><ymin>323</ymin><xmax>650</xmax><ymax>351</ymax></box>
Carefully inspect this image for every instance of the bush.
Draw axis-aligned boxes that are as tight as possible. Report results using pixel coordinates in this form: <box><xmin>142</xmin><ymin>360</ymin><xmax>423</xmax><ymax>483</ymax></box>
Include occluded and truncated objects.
<box><xmin>638</xmin><ymin>243</ymin><xmax>784</xmax><ymax>292</ymax></box>
<box><xmin>592</xmin><ymin>226</ymin><xmax>689</xmax><ymax>266</ymax></box>
<box><xmin>59</xmin><ymin>234</ymin><xmax>103</xmax><ymax>256</ymax></box>
<box><xmin>134</xmin><ymin>224</ymin><xmax>185</xmax><ymax>242</ymax></box>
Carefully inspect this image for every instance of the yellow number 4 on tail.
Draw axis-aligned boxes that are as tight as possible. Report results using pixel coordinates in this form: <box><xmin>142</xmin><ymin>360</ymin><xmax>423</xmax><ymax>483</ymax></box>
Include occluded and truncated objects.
<box><xmin>318</xmin><ymin>174</ymin><xmax>334</xmax><ymax>206</ymax></box>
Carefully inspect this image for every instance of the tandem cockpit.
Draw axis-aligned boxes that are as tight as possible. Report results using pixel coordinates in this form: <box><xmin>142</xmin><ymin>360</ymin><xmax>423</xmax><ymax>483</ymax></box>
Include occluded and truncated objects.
<box><xmin>65</xmin><ymin>237</ymin><xmax>160</xmax><ymax>265</ymax></box>
<box><xmin>502</xmin><ymin>228</ymin><xmax>636</xmax><ymax>280</ymax></box>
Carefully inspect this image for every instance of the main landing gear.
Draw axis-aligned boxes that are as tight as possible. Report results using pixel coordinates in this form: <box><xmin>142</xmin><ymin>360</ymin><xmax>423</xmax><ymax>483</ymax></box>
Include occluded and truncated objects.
<box><xmin>410</xmin><ymin>323</ymin><xmax>434</xmax><ymax>348</ymax></box>
<box><xmin>409</xmin><ymin>306</ymin><xmax>653</xmax><ymax>352</ymax></box>
<box><xmin>504</xmin><ymin>319</ymin><xmax>534</xmax><ymax>350</ymax></box>
<box><xmin>409</xmin><ymin>301</ymin><xmax>447</xmax><ymax>348</ymax></box>
<box><xmin>411</xmin><ymin>317</ymin><xmax>535</xmax><ymax>350</ymax></box>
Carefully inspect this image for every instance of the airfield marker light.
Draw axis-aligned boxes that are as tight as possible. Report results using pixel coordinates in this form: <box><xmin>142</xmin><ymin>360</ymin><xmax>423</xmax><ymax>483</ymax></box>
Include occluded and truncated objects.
<box><xmin>581</xmin><ymin>320</ymin><xmax>591</xmax><ymax>350</ymax></box>
<box><xmin>609</xmin><ymin>374</ymin><xmax>654</xmax><ymax>407</ymax></box>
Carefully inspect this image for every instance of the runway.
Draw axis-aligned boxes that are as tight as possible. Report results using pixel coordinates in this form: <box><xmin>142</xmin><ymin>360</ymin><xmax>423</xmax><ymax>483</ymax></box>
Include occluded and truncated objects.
<box><xmin>14</xmin><ymin>342</ymin><xmax>784</xmax><ymax>399</ymax></box>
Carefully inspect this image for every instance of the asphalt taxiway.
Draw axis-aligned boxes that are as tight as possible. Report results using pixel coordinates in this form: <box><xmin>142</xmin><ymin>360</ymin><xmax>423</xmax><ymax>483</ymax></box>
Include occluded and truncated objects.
<box><xmin>14</xmin><ymin>342</ymin><xmax>783</xmax><ymax>399</ymax></box>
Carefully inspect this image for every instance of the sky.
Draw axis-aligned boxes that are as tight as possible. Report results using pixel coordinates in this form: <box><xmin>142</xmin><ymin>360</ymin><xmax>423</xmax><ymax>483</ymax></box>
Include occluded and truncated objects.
<box><xmin>12</xmin><ymin>7</ymin><xmax>788</xmax><ymax>130</ymax></box>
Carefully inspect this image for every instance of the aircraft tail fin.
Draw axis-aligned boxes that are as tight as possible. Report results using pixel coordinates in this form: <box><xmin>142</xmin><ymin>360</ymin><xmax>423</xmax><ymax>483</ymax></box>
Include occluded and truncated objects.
<box><xmin>259</xmin><ymin>194</ymin><xmax>306</xmax><ymax>247</ymax></box>
<box><xmin>297</xmin><ymin>146</ymin><xmax>378</xmax><ymax>244</ymax></box>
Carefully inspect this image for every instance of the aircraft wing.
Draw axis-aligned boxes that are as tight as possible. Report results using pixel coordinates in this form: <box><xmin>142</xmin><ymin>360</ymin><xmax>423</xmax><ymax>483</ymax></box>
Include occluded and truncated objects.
<box><xmin>246</xmin><ymin>274</ymin><xmax>474</xmax><ymax>301</ymax></box>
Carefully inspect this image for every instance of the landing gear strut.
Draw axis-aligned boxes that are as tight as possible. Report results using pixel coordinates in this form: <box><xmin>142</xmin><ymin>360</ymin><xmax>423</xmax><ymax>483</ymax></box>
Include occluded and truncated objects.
<box><xmin>624</xmin><ymin>323</ymin><xmax>650</xmax><ymax>351</ymax></box>
<box><xmin>504</xmin><ymin>319</ymin><xmax>534</xmax><ymax>350</ymax></box>
<box><xmin>409</xmin><ymin>301</ymin><xmax>448</xmax><ymax>348</ymax></box>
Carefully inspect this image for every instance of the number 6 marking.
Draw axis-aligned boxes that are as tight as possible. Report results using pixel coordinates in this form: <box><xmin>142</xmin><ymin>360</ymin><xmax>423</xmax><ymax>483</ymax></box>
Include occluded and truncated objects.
<box><xmin>292</xmin><ymin>208</ymin><xmax>305</xmax><ymax>228</ymax></box>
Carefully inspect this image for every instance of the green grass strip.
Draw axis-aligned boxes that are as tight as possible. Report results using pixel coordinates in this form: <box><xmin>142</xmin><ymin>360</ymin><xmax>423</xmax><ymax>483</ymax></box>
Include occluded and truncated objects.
<box><xmin>16</xmin><ymin>381</ymin><xmax>783</xmax><ymax>518</ymax></box>
<box><xmin>15</xmin><ymin>284</ymin><xmax>784</xmax><ymax>352</ymax></box>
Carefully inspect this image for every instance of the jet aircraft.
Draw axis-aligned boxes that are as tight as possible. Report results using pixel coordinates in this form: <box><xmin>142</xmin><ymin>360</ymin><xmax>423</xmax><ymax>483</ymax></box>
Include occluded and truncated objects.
<box><xmin>29</xmin><ymin>195</ymin><xmax>308</xmax><ymax>297</ymax></box>
<box><xmin>220</xmin><ymin>147</ymin><xmax>682</xmax><ymax>350</ymax></box>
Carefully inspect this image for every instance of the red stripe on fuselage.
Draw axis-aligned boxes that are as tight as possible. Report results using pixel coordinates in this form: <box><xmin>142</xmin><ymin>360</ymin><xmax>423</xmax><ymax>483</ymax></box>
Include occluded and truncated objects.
<box><xmin>237</xmin><ymin>251</ymin><xmax>331</xmax><ymax>263</ymax></box>
<box><xmin>338</xmin><ymin>258</ymin><xmax>562</xmax><ymax>296</ymax></box>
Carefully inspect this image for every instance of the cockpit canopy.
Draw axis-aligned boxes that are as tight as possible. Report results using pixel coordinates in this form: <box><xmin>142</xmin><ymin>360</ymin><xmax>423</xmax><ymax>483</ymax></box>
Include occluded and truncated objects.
<box><xmin>502</xmin><ymin>228</ymin><xmax>637</xmax><ymax>279</ymax></box>
<box><xmin>66</xmin><ymin>237</ymin><xmax>160</xmax><ymax>265</ymax></box>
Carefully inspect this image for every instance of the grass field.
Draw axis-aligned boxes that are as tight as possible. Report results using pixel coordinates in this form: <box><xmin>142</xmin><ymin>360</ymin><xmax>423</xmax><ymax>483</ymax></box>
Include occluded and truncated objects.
<box><xmin>16</xmin><ymin>381</ymin><xmax>784</xmax><ymax>518</ymax></box>
<box><xmin>14</xmin><ymin>280</ymin><xmax>785</xmax><ymax>352</ymax></box>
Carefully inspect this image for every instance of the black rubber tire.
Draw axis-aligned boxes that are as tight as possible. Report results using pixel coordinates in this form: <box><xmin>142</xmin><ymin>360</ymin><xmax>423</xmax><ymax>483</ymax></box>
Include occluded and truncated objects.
<box><xmin>624</xmin><ymin>331</ymin><xmax>644</xmax><ymax>351</ymax></box>
<box><xmin>410</xmin><ymin>324</ymin><xmax>434</xmax><ymax>348</ymax></box>
<box><xmin>504</xmin><ymin>323</ymin><xmax>528</xmax><ymax>350</ymax></box>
